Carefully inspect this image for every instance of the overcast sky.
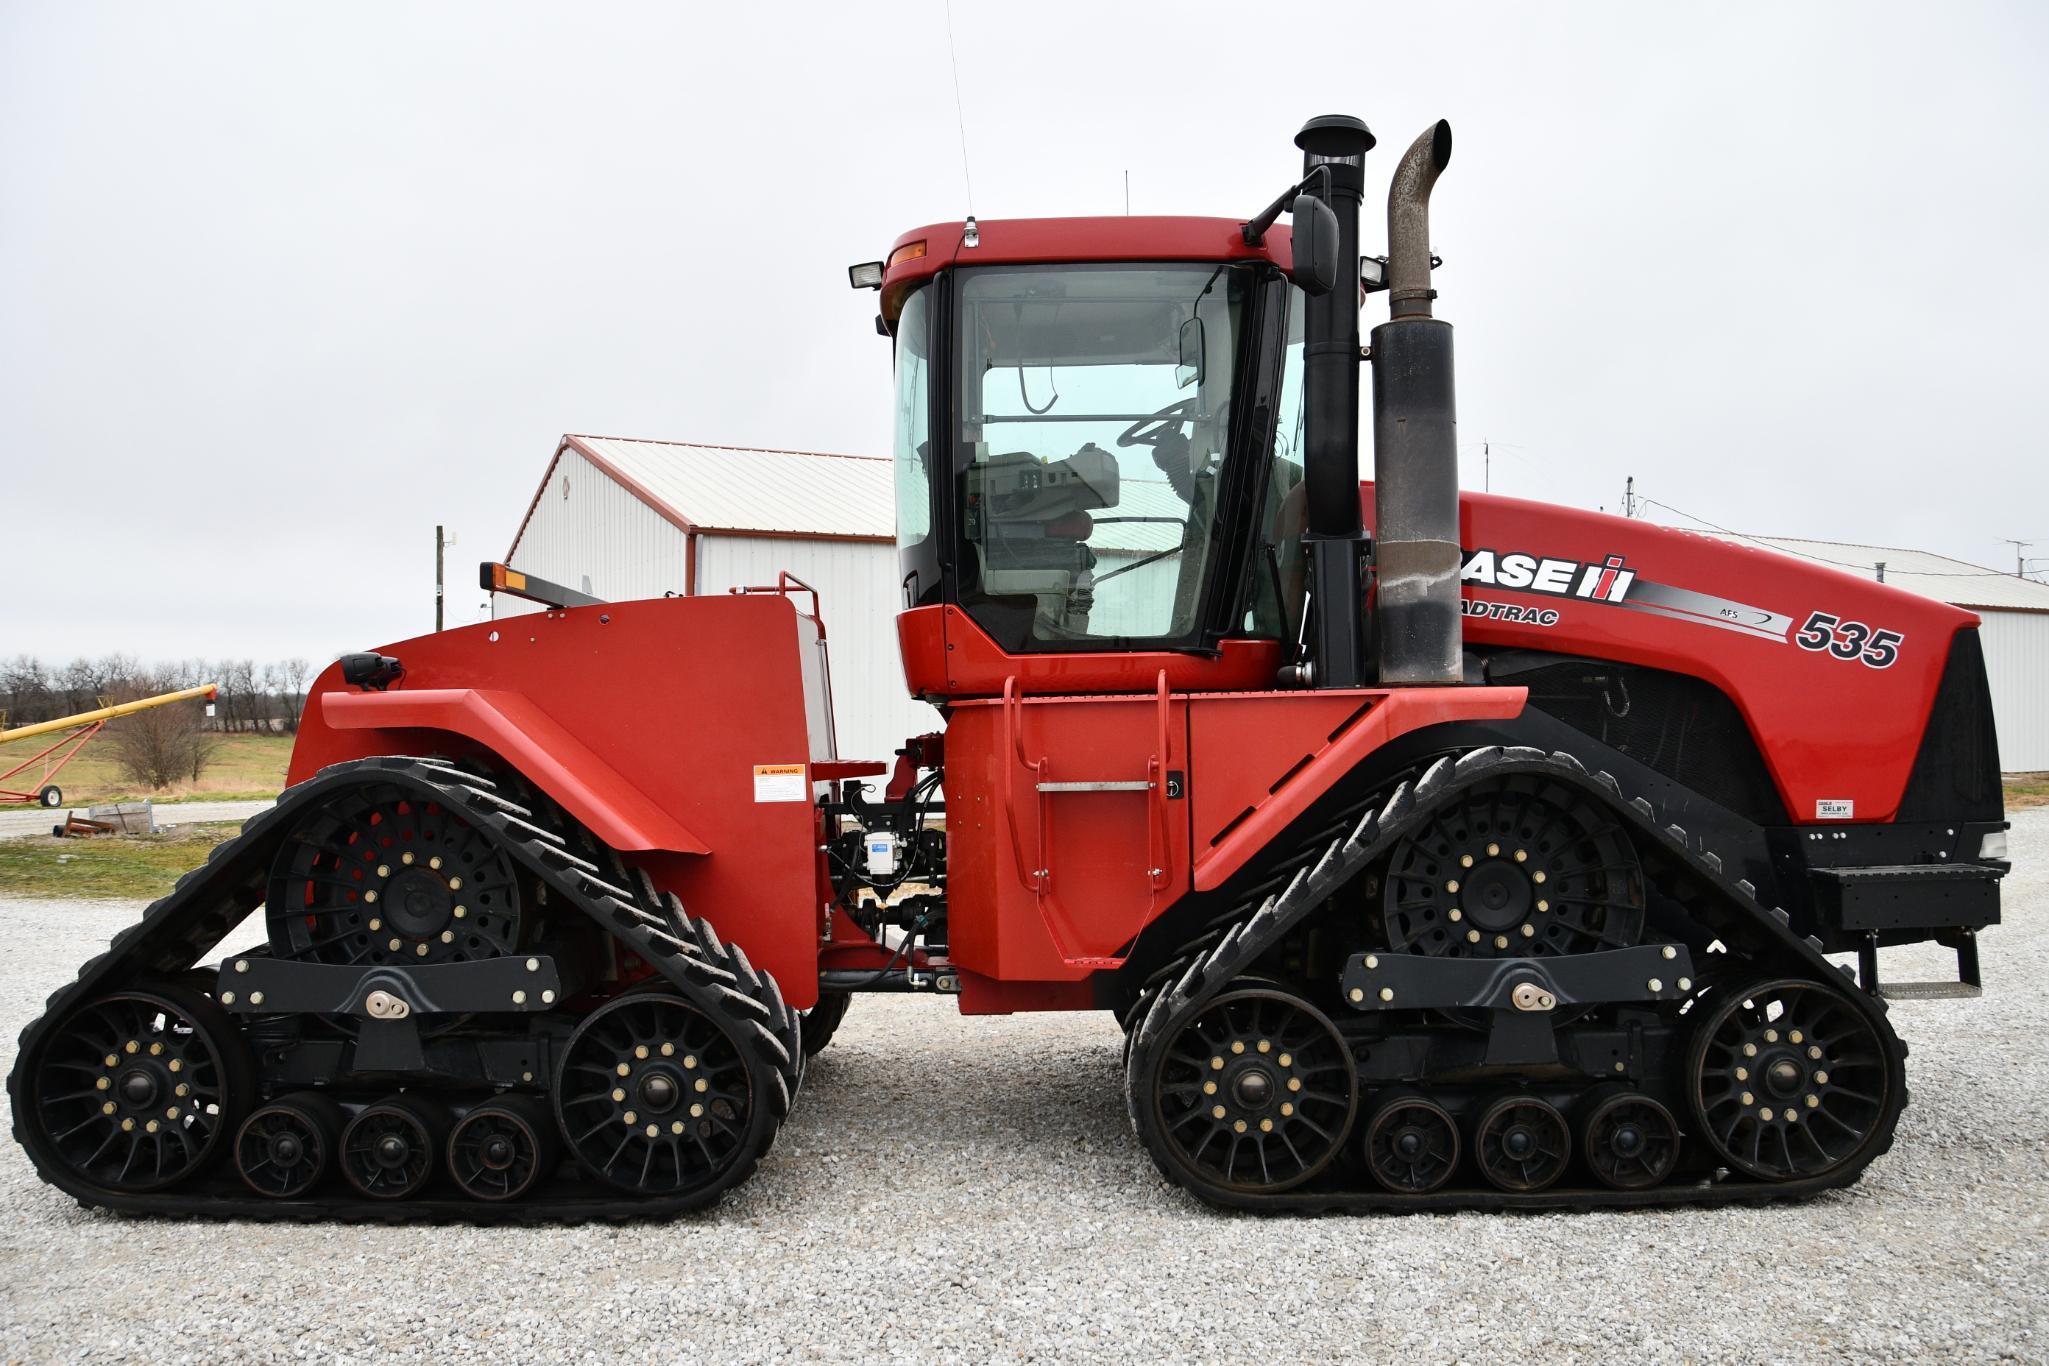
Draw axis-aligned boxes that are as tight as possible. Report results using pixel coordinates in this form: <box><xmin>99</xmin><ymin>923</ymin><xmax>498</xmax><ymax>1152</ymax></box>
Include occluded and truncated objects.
<box><xmin>4</xmin><ymin>1</ymin><xmax>2045</xmax><ymax>665</ymax></box>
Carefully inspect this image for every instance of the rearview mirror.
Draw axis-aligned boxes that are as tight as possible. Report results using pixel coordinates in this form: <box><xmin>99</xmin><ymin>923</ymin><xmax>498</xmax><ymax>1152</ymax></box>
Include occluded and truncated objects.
<box><xmin>1290</xmin><ymin>194</ymin><xmax>1340</xmax><ymax>296</ymax></box>
<box><xmin>1176</xmin><ymin>317</ymin><xmax>1205</xmax><ymax>389</ymax></box>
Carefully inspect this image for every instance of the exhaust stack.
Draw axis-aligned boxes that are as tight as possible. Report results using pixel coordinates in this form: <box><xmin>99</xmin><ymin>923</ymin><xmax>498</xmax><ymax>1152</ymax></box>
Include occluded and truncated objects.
<box><xmin>1371</xmin><ymin>121</ymin><xmax>1463</xmax><ymax>685</ymax></box>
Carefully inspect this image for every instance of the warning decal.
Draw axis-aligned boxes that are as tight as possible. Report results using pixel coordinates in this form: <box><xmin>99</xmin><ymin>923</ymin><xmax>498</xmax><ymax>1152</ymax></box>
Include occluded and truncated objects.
<box><xmin>753</xmin><ymin>763</ymin><xmax>808</xmax><ymax>803</ymax></box>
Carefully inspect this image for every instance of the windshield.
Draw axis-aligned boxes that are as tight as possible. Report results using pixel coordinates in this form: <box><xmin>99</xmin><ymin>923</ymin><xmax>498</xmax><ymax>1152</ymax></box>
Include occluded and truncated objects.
<box><xmin>954</xmin><ymin>263</ymin><xmax>1254</xmax><ymax>648</ymax></box>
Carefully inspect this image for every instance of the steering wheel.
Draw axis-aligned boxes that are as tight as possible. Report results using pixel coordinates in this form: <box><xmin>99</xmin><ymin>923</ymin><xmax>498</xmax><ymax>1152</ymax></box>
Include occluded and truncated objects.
<box><xmin>1118</xmin><ymin>398</ymin><xmax>1197</xmax><ymax>449</ymax></box>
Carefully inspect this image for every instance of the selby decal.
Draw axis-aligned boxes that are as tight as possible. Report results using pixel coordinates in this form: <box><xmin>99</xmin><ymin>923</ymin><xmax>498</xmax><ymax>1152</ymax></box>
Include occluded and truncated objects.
<box><xmin>1460</xmin><ymin>549</ymin><xmax>1636</xmax><ymax>602</ymax></box>
<box><xmin>1463</xmin><ymin>599</ymin><xmax>1561</xmax><ymax>626</ymax></box>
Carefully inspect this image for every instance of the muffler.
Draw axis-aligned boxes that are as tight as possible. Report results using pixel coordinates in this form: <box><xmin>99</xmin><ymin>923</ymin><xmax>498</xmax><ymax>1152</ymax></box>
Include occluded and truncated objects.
<box><xmin>1371</xmin><ymin>121</ymin><xmax>1462</xmax><ymax>685</ymax></box>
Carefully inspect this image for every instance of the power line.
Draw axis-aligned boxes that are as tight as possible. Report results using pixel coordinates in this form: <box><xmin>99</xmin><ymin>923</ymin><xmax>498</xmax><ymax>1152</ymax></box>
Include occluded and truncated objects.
<box><xmin>1636</xmin><ymin>495</ymin><xmax>2033</xmax><ymax>578</ymax></box>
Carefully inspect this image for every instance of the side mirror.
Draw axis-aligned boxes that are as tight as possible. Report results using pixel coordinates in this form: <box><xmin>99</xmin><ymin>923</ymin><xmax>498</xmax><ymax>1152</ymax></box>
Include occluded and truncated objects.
<box><xmin>1176</xmin><ymin>316</ymin><xmax>1206</xmax><ymax>389</ymax></box>
<box><xmin>1290</xmin><ymin>194</ymin><xmax>1340</xmax><ymax>297</ymax></box>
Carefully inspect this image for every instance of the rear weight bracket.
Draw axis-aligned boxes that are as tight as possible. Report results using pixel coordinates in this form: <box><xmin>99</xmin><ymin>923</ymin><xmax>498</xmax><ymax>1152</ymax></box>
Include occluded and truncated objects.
<box><xmin>1339</xmin><ymin>944</ymin><xmax>1698</xmax><ymax>1014</ymax></box>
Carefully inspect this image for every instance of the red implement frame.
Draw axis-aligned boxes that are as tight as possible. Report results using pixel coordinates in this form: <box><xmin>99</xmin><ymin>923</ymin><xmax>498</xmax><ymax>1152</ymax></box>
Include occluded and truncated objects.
<box><xmin>0</xmin><ymin>721</ymin><xmax>104</xmax><ymax>805</ymax></box>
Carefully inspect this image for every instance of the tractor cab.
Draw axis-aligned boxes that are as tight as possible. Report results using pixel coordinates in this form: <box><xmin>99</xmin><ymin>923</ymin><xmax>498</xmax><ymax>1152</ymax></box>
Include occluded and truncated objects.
<box><xmin>858</xmin><ymin>219</ymin><xmax>1337</xmax><ymax>701</ymax></box>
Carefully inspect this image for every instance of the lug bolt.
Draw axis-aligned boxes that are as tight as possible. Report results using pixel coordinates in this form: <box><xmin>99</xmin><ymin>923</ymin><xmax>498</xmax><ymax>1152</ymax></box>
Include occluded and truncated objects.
<box><xmin>377</xmin><ymin>864</ymin><xmax>391</xmax><ymax>878</ymax></box>
<box><xmin>1231</xmin><ymin>1041</ymin><xmax>1245</xmax><ymax>1055</ymax></box>
<box><xmin>368</xmin><ymin>919</ymin><xmax>382</xmax><ymax>931</ymax></box>
<box><xmin>1789</xmin><ymin>1030</ymin><xmax>1804</xmax><ymax>1044</ymax></box>
<box><xmin>1520</xmin><ymin>924</ymin><xmax>1535</xmax><ymax>938</ymax></box>
<box><xmin>1735</xmin><ymin>1067</ymin><xmax>1749</xmax><ymax>1081</ymax></box>
<box><xmin>415</xmin><ymin>943</ymin><xmax>429</xmax><ymax>957</ymax></box>
<box><xmin>1233</xmin><ymin>1120</ymin><xmax>1247</xmax><ymax>1134</ymax></box>
<box><xmin>175</xmin><ymin>1084</ymin><xmax>188</xmax><ymax>1097</ymax></box>
<box><xmin>1287</xmin><ymin>1078</ymin><xmax>1303</xmax><ymax>1093</ymax></box>
<box><xmin>125</xmin><ymin>1041</ymin><xmax>138</xmax><ymax>1054</ymax></box>
<box><xmin>635</xmin><ymin>1046</ymin><xmax>649</xmax><ymax>1060</ymax></box>
<box><xmin>448</xmin><ymin>877</ymin><xmax>463</xmax><ymax>891</ymax></box>
<box><xmin>1487</xmin><ymin>843</ymin><xmax>1501</xmax><ymax>857</ymax></box>
<box><xmin>1203</xmin><ymin>1081</ymin><xmax>1217</xmax><ymax>1096</ymax></box>
<box><xmin>1212</xmin><ymin>1105</ymin><xmax>1226</xmax><ymax>1120</ymax></box>
<box><xmin>145</xmin><ymin>1120</ymin><xmax>158</xmax><ymax>1133</ymax></box>
<box><xmin>1364</xmin><ymin>955</ymin><xmax>1379</xmax><ymax>970</ymax></box>
<box><xmin>250</xmin><ymin>991</ymin><xmax>265</xmax><ymax>1006</ymax></box>
<box><xmin>1536</xmin><ymin>900</ymin><xmax>1549</xmax><ymax>913</ymax></box>
<box><xmin>512</xmin><ymin>990</ymin><xmax>527</xmax><ymax>1005</ymax></box>
<box><xmin>542</xmin><ymin>990</ymin><xmax>556</xmax><ymax>1004</ymax></box>
<box><xmin>1280</xmin><ymin>1102</ymin><xmax>1294</xmax><ymax>1117</ymax></box>
<box><xmin>1278</xmin><ymin>1053</ymin><xmax>1292</xmax><ymax>1067</ymax></box>
<box><xmin>430</xmin><ymin>856</ymin><xmax>443</xmax><ymax>870</ymax></box>
<box><xmin>683</xmin><ymin>1055</ymin><xmax>698</xmax><ymax>1069</ymax></box>
<box><xmin>1259</xmin><ymin>1118</ymin><xmax>1274</xmax><ymax>1133</ymax></box>
<box><xmin>1446</xmin><ymin>880</ymin><xmax>1461</xmax><ymax>894</ymax></box>
<box><xmin>365</xmin><ymin>891</ymin><xmax>378</xmax><ymax>904</ymax></box>
<box><xmin>1741</xmin><ymin>1091</ymin><xmax>1755</xmax><ymax>1106</ymax></box>
<box><xmin>166</xmin><ymin>1107</ymin><xmax>179</xmax><ymax>1120</ymax></box>
<box><xmin>527</xmin><ymin>958</ymin><xmax>540</xmax><ymax>973</ymax></box>
<box><xmin>1379</xmin><ymin>987</ymin><xmax>1394</xmax><ymax>1002</ymax></box>
<box><xmin>221</xmin><ymin>992</ymin><xmax>236</xmax><ymax>1005</ymax></box>
<box><xmin>1532</xmin><ymin>870</ymin><xmax>1547</xmax><ymax>884</ymax></box>
<box><xmin>1494</xmin><ymin>935</ymin><xmax>1508</xmax><ymax>950</ymax></box>
<box><xmin>388</xmin><ymin>938</ymin><xmax>402</xmax><ymax>952</ymax></box>
<box><xmin>104</xmin><ymin>1054</ymin><xmax>118</xmax><ymax>1067</ymax></box>
<box><xmin>121</xmin><ymin>1118</ymin><xmax>135</xmax><ymax>1132</ymax></box>
<box><xmin>690</xmin><ymin>1103</ymin><xmax>704</xmax><ymax>1118</ymax></box>
<box><xmin>1814</xmin><ymin>1070</ymin><xmax>1829</xmax><ymax>1085</ymax></box>
<box><xmin>1467</xmin><ymin>930</ymin><xmax>1482</xmax><ymax>943</ymax></box>
<box><xmin>672</xmin><ymin>1121</ymin><xmax>685</xmax><ymax>1135</ymax></box>
<box><xmin>1678</xmin><ymin>977</ymin><xmax>1692</xmax><ymax>991</ymax></box>
<box><xmin>102</xmin><ymin>1102</ymin><xmax>116</xmax><ymax>1116</ymax></box>
<box><xmin>441</xmin><ymin>931</ymin><xmax>454</xmax><ymax>943</ymax></box>
<box><xmin>612</xmin><ymin>1088</ymin><xmax>626</xmax><ymax>1102</ymax></box>
<box><xmin>1648</xmin><ymin>979</ymin><xmax>1663</xmax><ymax>993</ymax></box>
<box><xmin>1809</xmin><ymin>1045</ymin><xmax>1824</xmax><ymax>1060</ymax></box>
<box><xmin>1257</xmin><ymin>1040</ymin><xmax>1272</xmax><ymax>1054</ymax></box>
<box><xmin>1448</xmin><ymin>909</ymin><xmax>1464</xmax><ymax>922</ymax></box>
<box><xmin>624</xmin><ymin>1110</ymin><xmax>637</xmax><ymax>1125</ymax></box>
<box><xmin>1661</xmin><ymin>946</ymin><xmax>1677</xmax><ymax>960</ymax></box>
<box><xmin>616</xmin><ymin>1064</ymin><xmax>630</xmax><ymax>1077</ymax></box>
<box><xmin>1759</xmin><ymin>1107</ymin><xmax>1774</xmax><ymax>1121</ymax></box>
<box><xmin>402</xmin><ymin>852</ymin><xmax>415</xmax><ymax>866</ymax></box>
<box><xmin>661</xmin><ymin>1043</ymin><xmax>675</xmax><ymax>1057</ymax></box>
<box><xmin>1806</xmin><ymin>1094</ymin><xmax>1820</xmax><ymax>1108</ymax></box>
<box><xmin>168</xmin><ymin>1059</ymin><xmax>181</xmax><ymax>1073</ymax></box>
<box><xmin>1742</xmin><ymin>1043</ymin><xmax>1758</xmax><ymax>1058</ymax></box>
<box><xmin>1211</xmin><ymin>1056</ymin><xmax>1225</xmax><ymax>1069</ymax></box>
<box><xmin>235</xmin><ymin>960</ymin><xmax>249</xmax><ymax>974</ymax></box>
<box><xmin>1460</xmin><ymin>854</ymin><xmax>1474</xmax><ymax>868</ymax></box>
<box><xmin>645</xmin><ymin>1124</ymin><xmax>659</xmax><ymax>1138</ymax></box>
<box><xmin>1764</xmin><ymin>1029</ymin><xmax>1779</xmax><ymax>1043</ymax></box>
<box><xmin>1514</xmin><ymin>849</ymin><xmax>1528</xmax><ymax>862</ymax></box>
<box><xmin>453</xmin><ymin>906</ymin><xmax>467</xmax><ymax>919</ymax></box>
<box><xmin>96</xmin><ymin>1077</ymin><xmax>110</xmax><ymax>1091</ymax></box>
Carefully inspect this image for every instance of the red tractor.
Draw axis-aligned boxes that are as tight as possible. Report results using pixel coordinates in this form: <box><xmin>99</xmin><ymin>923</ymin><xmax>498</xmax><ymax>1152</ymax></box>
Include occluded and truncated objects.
<box><xmin>11</xmin><ymin>117</ymin><xmax>2008</xmax><ymax>1216</ymax></box>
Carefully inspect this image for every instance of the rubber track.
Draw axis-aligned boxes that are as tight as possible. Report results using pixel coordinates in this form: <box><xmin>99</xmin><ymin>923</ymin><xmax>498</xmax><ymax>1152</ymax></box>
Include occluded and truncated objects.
<box><xmin>1124</xmin><ymin>746</ymin><xmax>1911</xmax><ymax>1213</ymax></box>
<box><xmin>8</xmin><ymin>756</ymin><xmax>800</xmax><ymax>1224</ymax></box>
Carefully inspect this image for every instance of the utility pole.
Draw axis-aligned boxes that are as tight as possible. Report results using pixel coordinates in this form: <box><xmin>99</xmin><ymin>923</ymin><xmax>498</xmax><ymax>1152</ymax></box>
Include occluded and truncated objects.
<box><xmin>1622</xmin><ymin>476</ymin><xmax>1636</xmax><ymax>519</ymax></box>
<box><xmin>1484</xmin><ymin>441</ymin><xmax>1490</xmax><ymax>492</ymax></box>
<box><xmin>1124</xmin><ymin>169</ymin><xmax>1130</xmax><ymax>215</ymax></box>
<box><xmin>1875</xmin><ymin>561</ymin><xmax>1886</xmax><ymax>583</ymax></box>
<box><xmin>2002</xmin><ymin>539</ymin><xmax>2031</xmax><ymax>578</ymax></box>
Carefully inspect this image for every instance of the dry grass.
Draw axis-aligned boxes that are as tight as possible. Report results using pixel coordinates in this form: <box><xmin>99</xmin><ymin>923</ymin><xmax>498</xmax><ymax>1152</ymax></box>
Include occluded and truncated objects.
<box><xmin>2007</xmin><ymin>773</ymin><xmax>2049</xmax><ymax>811</ymax></box>
<box><xmin>0</xmin><ymin>732</ymin><xmax>292</xmax><ymax>808</ymax></box>
<box><xmin>0</xmin><ymin>822</ymin><xmax>241</xmax><ymax>900</ymax></box>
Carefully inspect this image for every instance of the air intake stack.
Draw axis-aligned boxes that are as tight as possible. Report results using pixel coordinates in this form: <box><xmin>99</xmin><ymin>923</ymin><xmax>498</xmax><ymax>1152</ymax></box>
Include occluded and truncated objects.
<box><xmin>1371</xmin><ymin>121</ymin><xmax>1463</xmax><ymax>685</ymax></box>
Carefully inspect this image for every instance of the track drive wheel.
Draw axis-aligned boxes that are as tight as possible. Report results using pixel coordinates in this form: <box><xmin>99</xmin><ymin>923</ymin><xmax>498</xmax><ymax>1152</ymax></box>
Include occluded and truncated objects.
<box><xmin>554</xmin><ymin>992</ymin><xmax>778</xmax><ymax>1202</ymax></box>
<box><xmin>341</xmin><ymin>1094</ymin><xmax>452</xmax><ymax>1200</ymax></box>
<box><xmin>20</xmin><ymin>984</ymin><xmax>249</xmax><ymax>1195</ymax></box>
<box><xmin>237</xmin><ymin>1091</ymin><xmax>344</xmax><ymax>1198</ymax></box>
<box><xmin>1473</xmin><ymin>1095</ymin><xmax>1571</xmax><ymax>1193</ymax></box>
<box><xmin>448</xmin><ymin>1096</ymin><xmax>558</xmax><ymax>1202</ymax></box>
<box><xmin>1361</xmin><ymin>1091</ymin><xmax>1461</xmax><ymax>1194</ymax></box>
<box><xmin>1138</xmin><ymin>987</ymin><xmax>1357</xmax><ymax>1196</ymax></box>
<box><xmin>1688</xmin><ymin>978</ymin><xmax>1900</xmax><ymax>1182</ymax></box>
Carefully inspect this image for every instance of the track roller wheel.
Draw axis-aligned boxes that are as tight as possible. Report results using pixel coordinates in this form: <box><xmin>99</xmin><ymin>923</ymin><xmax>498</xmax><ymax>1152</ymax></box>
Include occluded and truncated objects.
<box><xmin>448</xmin><ymin>1096</ymin><xmax>558</xmax><ymax>1202</ymax></box>
<box><xmin>341</xmin><ymin>1094</ymin><xmax>451</xmax><ymax>1200</ymax></box>
<box><xmin>1578</xmin><ymin>1087</ymin><xmax>1680</xmax><ymax>1191</ymax></box>
<box><xmin>236</xmin><ymin>1092</ymin><xmax>344</xmax><ymax>1198</ymax></box>
<box><xmin>1473</xmin><ymin>1095</ymin><xmax>1571</xmax><ymax>1192</ymax></box>
<box><xmin>800</xmin><ymin>990</ymin><xmax>851</xmax><ymax>1057</ymax></box>
<box><xmin>20</xmin><ymin>984</ymin><xmax>249</xmax><ymax>1195</ymax></box>
<box><xmin>1688</xmin><ymin>978</ymin><xmax>1898</xmax><ymax>1181</ymax></box>
<box><xmin>1139</xmin><ymin>987</ymin><xmax>1357</xmax><ymax>1196</ymax></box>
<box><xmin>555</xmin><ymin>992</ymin><xmax>772</xmax><ymax>1200</ymax></box>
<box><xmin>1361</xmin><ymin>1091</ymin><xmax>1461</xmax><ymax>1194</ymax></box>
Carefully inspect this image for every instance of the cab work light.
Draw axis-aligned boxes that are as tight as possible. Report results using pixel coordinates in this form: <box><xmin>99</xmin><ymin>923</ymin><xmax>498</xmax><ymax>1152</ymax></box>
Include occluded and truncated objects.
<box><xmin>848</xmin><ymin>261</ymin><xmax>884</xmax><ymax>290</ymax></box>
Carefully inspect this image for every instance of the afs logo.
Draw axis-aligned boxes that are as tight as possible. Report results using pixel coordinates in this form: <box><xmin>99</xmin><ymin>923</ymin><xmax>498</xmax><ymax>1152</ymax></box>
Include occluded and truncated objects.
<box><xmin>1460</xmin><ymin>548</ymin><xmax>1636</xmax><ymax>603</ymax></box>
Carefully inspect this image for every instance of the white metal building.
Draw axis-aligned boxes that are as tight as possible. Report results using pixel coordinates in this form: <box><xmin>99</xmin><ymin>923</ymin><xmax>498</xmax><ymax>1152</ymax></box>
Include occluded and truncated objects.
<box><xmin>1737</xmin><ymin>536</ymin><xmax>2049</xmax><ymax>772</ymax></box>
<box><xmin>499</xmin><ymin>435</ymin><xmax>939</xmax><ymax>765</ymax></box>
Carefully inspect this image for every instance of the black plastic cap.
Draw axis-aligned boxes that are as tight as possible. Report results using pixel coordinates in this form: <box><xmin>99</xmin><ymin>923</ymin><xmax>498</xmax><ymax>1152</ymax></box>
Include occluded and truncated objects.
<box><xmin>1296</xmin><ymin>114</ymin><xmax>1376</xmax><ymax>159</ymax></box>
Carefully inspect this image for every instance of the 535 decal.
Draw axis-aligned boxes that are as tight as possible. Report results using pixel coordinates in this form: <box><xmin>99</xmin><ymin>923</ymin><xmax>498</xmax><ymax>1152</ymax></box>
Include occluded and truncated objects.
<box><xmin>1794</xmin><ymin>611</ymin><xmax>1903</xmax><ymax>669</ymax></box>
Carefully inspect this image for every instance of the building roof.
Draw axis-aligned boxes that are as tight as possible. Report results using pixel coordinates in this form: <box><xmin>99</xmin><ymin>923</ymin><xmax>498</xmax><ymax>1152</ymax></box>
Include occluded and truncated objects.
<box><xmin>1721</xmin><ymin>534</ymin><xmax>2049</xmax><ymax>614</ymax></box>
<box><xmin>512</xmin><ymin>436</ymin><xmax>895</xmax><ymax>551</ymax></box>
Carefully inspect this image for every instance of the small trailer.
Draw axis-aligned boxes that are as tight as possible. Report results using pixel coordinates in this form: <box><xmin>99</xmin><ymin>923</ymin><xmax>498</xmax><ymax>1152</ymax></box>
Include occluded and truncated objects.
<box><xmin>0</xmin><ymin>684</ymin><xmax>218</xmax><ymax>807</ymax></box>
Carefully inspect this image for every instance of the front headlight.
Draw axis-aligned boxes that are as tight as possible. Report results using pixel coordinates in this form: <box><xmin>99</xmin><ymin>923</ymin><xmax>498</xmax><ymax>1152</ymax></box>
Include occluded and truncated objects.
<box><xmin>1979</xmin><ymin>830</ymin><xmax>2009</xmax><ymax>861</ymax></box>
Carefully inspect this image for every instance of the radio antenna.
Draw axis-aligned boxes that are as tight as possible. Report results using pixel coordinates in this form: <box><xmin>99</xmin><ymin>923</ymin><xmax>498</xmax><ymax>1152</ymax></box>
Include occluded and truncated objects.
<box><xmin>943</xmin><ymin>0</ymin><xmax>975</xmax><ymax>214</ymax></box>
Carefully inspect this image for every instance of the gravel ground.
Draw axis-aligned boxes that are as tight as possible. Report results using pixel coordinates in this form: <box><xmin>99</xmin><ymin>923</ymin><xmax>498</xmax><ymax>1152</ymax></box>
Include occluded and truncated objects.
<box><xmin>0</xmin><ymin>813</ymin><xmax>2044</xmax><ymax>1363</ymax></box>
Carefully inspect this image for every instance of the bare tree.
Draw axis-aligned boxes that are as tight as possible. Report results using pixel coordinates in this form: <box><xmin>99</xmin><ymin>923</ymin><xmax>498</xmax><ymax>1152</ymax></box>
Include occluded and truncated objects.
<box><xmin>107</xmin><ymin>674</ymin><xmax>218</xmax><ymax>790</ymax></box>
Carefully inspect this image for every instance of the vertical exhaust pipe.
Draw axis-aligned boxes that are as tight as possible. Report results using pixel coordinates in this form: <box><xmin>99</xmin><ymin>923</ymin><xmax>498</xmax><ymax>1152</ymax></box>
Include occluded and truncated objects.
<box><xmin>1371</xmin><ymin>121</ymin><xmax>1462</xmax><ymax>685</ymax></box>
<box><xmin>1293</xmin><ymin>114</ymin><xmax>1375</xmax><ymax>689</ymax></box>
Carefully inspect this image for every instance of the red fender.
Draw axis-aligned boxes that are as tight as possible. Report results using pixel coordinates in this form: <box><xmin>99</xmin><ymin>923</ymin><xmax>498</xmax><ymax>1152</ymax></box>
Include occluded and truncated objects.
<box><xmin>320</xmin><ymin>688</ymin><xmax>709</xmax><ymax>855</ymax></box>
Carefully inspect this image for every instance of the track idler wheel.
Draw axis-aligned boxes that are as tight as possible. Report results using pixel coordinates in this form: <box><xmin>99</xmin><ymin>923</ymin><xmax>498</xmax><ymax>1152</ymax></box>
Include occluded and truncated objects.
<box><xmin>1687</xmin><ymin>978</ymin><xmax>1897</xmax><ymax>1182</ymax></box>
<box><xmin>20</xmin><ymin>984</ymin><xmax>250</xmax><ymax>1195</ymax></box>
<box><xmin>1473</xmin><ymin>1095</ymin><xmax>1571</xmax><ymax>1193</ymax></box>
<box><xmin>1361</xmin><ymin>1091</ymin><xmax>1461</xmax><ymax>1194</ymax></box>
<box><xmin>448</xmin><ymin>1096</ymin><xmax>558</xmax><ymax>1202</ymax></box>
<box><xmin>341</xmin><ymin>1094</ymin><xmax>452</xmax><ymax>1200</ymax></box>
<box><xmin>236</xmin><ymin>1091</ymin><xmax>344</xmax><ymax>1198</ymax></box>
<box><xmin>555</xmin><ymin>992</ymin><xmax>765</xmax><ymax>1198</ymax></box>
<box><xmin>1578</xmin><ymin>1087</ymin><xmax>1680</xmax><ymax>1191</ymax></box>
<box><xmin>1141</xmin><ymin>987</ymin><xmax>1357</xmax><ymax>1195</ymax></box>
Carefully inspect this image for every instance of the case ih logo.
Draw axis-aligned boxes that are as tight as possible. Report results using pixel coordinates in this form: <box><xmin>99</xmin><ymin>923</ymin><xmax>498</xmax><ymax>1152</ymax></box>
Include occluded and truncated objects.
<box><xmin>1460</xmin><ymin>548</ymin><xmax>1636</xmax><ymax>603</ymax></box>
